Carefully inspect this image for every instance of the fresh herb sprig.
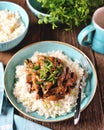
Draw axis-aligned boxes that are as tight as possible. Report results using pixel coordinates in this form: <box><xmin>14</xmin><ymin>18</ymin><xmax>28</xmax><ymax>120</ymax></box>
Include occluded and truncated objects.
<box><xmin>39</xmin><ymin>58</ymin><xmax>63</xmax><ymax>84</ymax></box>
<box><xmin>37</xmin><ymin>0</ymin><xmax>103</xmax><ymax>30</ymax></box>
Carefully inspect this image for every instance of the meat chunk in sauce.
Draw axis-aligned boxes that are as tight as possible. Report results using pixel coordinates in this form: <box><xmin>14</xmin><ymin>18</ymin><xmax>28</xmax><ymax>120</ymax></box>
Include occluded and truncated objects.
<box><xmin>25</xmin><ymin>55</ymin><xmax>77</xmax><ymax>101</ymax></box>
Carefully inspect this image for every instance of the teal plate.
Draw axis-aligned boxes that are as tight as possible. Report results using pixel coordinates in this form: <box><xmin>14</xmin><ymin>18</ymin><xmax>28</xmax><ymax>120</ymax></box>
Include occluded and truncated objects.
<box><xmin>4</xmin><ymin>41</ymin><xmax>97</xmax><ymax>122</ymax></box>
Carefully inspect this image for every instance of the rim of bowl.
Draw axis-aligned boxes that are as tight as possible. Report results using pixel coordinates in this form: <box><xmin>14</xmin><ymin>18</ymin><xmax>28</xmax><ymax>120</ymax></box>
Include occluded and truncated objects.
<box><xmin>26</xmin><ymin>0</ymin><xmax>50</xmax><ymax>17</ymax></box>
<box><xmin>0</xmin><ymin>1</ymin><xmax>29</xmax><ymax>45</ymax></box>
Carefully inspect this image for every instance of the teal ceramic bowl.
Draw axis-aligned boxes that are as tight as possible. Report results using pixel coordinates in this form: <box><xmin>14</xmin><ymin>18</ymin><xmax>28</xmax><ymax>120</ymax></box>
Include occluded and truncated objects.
<box><xmin>26</xmin><ymin>0</ymin><xmax>50</xmax><ymax>17</ymax></box>
<box><xmin>0</xmin><ymin>1</ymin><xmax>29</xmax><ymax>51</ymax></box>
<box><xmin>4</xmin><ymin>41</ymin><xmax>97</xmax><ymax>122</ymax></box>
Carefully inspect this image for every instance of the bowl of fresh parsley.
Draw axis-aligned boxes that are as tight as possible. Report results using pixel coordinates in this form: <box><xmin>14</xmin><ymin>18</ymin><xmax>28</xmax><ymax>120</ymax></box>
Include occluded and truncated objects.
<box><xmin>26</xmin><ymin>0</ymin><xmax>103</xmax><ymax>30</ymax></box>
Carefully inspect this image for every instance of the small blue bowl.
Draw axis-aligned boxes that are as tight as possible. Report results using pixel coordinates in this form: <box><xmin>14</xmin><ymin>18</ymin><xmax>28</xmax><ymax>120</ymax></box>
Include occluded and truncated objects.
<box><xmin>0</xmin><ymin>1</ymin><xmax>29</xmax><ymax>51</ymax></box>
<box><xmin>26</xmin><ymin>0</ymin><xmax>50</xmax><ymax>17</ymax></box>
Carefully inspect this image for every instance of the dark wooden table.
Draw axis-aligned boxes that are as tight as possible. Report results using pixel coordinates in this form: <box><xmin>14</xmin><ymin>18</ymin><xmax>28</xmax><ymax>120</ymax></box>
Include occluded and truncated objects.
<box><xmin>0</xmin><ymin>0</ymin><xmax>104</xmax><ymax>130</ymax></box>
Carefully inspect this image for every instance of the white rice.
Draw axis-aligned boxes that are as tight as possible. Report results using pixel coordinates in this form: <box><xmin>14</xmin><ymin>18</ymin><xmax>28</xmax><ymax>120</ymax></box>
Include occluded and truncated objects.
<box><xmin>13</xmin><ymin>51</ymin><xmax>86</xmax><ymax>118</ymax></box>
<box><xmin>0</xmin><ymin>10</ymin><xmax>25</xmax><ymax>42</ymax></box>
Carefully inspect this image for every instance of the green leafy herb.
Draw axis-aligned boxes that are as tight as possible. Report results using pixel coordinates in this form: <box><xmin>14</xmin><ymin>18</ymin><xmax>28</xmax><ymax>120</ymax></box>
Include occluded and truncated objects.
<box><xmin>39</xmin><ymin>57</ymin><xmax>63</xmax><ymax>84</ymax></box>
<box><xmin>33</xmin><ymin>65</ymin><xmax>40</xmax><ymax>70</ymax></box>
<box><xmin>36</xmin><ymin>0</ymin><xmax>103</xmax><ymax>30</ymax></box>
<box><xmin>36</xmin><ymin>81</ymin><xmax>42</xmax><ymax>85</ymax></box>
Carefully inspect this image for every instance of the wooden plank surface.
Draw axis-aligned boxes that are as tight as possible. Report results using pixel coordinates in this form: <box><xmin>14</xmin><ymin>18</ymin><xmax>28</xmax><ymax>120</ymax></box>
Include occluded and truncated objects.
<box><xmin>0</xmin><ymin>0</ymin><xmax>104</xmax><ymax>130</ymax></box>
